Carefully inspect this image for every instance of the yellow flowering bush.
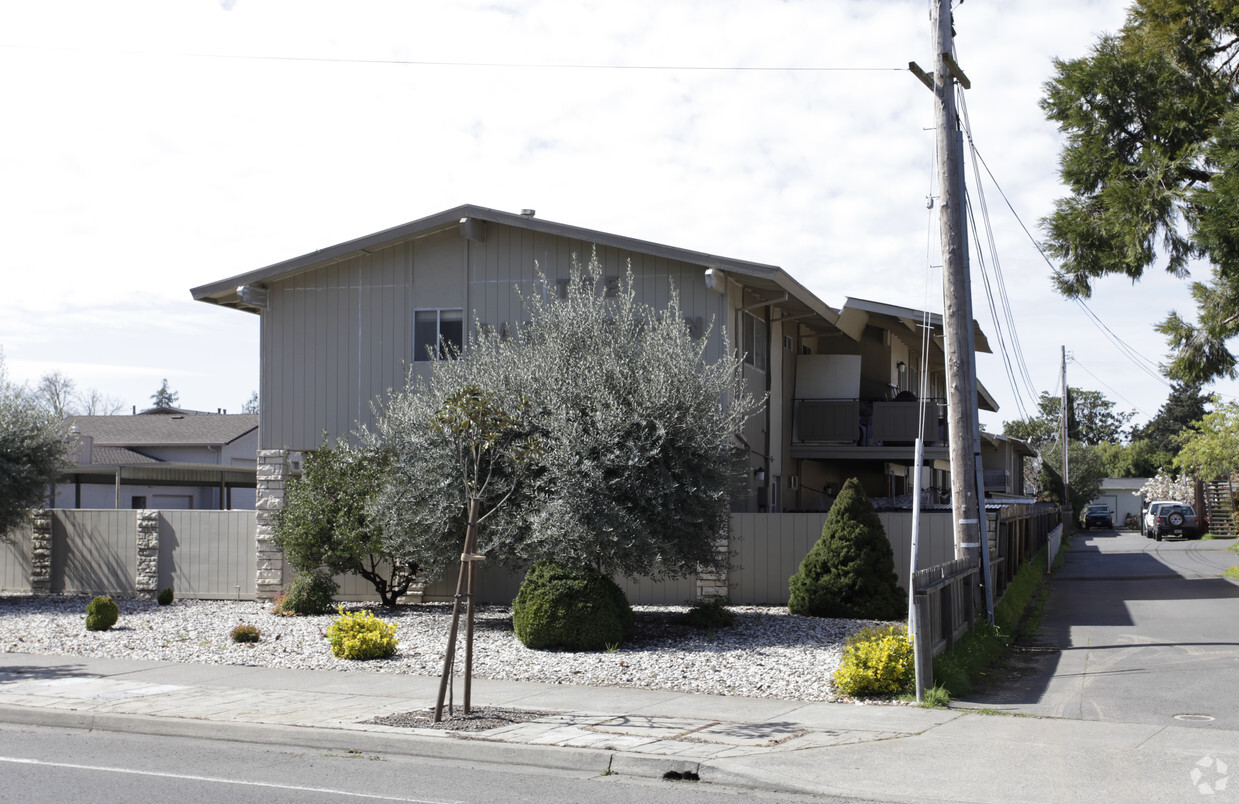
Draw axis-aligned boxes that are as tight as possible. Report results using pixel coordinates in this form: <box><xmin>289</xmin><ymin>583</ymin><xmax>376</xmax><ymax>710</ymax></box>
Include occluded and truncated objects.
<box><xmin>832</xmin><ymin>624</ymin><xmax>914</xmax><ymax>697</ymax></box>
<box><xmin>326</xmin><ymin>607</ymin><xmax>399</xmax><ymax>660</ymax></box>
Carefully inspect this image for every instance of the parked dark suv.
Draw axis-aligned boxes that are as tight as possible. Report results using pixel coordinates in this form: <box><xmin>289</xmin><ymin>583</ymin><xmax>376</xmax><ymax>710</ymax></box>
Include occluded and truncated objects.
<box><xmin>1082</xmin><ymin>504</ymin><xmax>1113</xmax><ymax>530</ymax></box>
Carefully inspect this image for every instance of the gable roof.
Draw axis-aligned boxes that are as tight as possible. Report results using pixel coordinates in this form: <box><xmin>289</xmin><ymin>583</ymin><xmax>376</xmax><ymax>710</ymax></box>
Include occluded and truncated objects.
<box><xmin>67</xmin><ymin>413</ymin><xmax>259</xmax><ymax>448</ymax></box>
<box><xmin>189</xmin><ymin>204</ymin><xmax>839</xmax><ymax>328</ymax></box>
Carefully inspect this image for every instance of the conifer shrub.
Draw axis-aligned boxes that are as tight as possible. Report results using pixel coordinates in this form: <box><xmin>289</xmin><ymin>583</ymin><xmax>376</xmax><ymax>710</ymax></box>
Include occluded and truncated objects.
<box><xmin>833</xmin><ymin>623</ymin><xmax>914</xmax><ymax>697</ymax></box>
<box><xmin>230</xmin><ymin>623</ymin><xmax>261</xmax><ymax>643</ymax></box>
<box><xmin>157</xmin><ymin>587</ymin><xmax>174</xmax><ymax>606</ymax></box>
<box><xmin>787</xmin><ymin>477</ymin><xmax>906</xmax><ymax>620</ymax></box>
<box><xmin>512</xmin><ymin>560</ymin><xmax>634</xmax><ymax>651</ymax></box>
<box><xmin>274</xmin><ymin>568</ymin><xmax>338</xmax><ymax>616</ymax></box>
<box><xmin>85</xmin><ymin>595</ymin><xmax>119</xmax><ymax>632</ymax></box>
<box><xmin>327</xmin><ymin>607</ymin><xmax>398</xmax><ymax>660</ymax></box>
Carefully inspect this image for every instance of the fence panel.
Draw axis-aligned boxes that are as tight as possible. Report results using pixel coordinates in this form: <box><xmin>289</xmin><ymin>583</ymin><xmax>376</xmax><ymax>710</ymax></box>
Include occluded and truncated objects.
<box><xmin>160</xmin><ymin>511</ymin><xmax>256</xmax><ymax>600</ymax></box>
<box><xmin>52</xmin><ymin>510</ymin><xmax>137</xmax><ymax>595</ymax></box>
<box><xmin>0</xmin><ymin>527</ymin><xmax>32</xmax><ymax>593</ymax></box>
<box><xmin>729</xmin><ymin>513</ymin><xmax>825</xmax><ymax>604</ymax></box>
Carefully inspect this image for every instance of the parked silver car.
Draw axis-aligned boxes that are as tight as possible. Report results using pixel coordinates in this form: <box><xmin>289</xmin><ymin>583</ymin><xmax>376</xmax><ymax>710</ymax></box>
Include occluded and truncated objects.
<box><xmin>1144</xmin><ymin>501</ymin><xmax>1200</xmax><ymax>541</ymax></box>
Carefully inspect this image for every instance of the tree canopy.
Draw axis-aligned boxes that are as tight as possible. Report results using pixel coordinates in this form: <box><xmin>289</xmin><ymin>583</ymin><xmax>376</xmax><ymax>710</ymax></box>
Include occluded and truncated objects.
<box><xmin>150</xmin><ymin>379</ymin><xmax>178</xmax><ymax>410</ymax></box>
<box><xmin>373</xmin><ymin>255</ymin><xmax>758</xmax><ymax>583</ymax></box>
<box><xmin>1041</xmin><ymin>1</ymin><xmax>1239</xmax><ymax>383</ymax></box>
<box><xmin>1174</xmin><ymin>398</ymin><xmax>1239</xmax><ymax>480</ymax></box>
<box><xmin>1002</xmin><ymin>387</ymin><xmax>1133</xmax><ymax>448</ymax></box>
<box><xmin>0</xmin><ymin>352</ymin><xmax>74</xmax><ymax>538</ymax></box>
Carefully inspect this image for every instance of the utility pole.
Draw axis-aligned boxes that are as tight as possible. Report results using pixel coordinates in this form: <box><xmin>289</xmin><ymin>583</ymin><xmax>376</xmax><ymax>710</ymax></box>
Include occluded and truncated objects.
<box><xmin>931</xmin><ymin>0</ymin><xmax>983</xmax><ymax>565</ymax></box>
<box><xmin>1060</xmin><ymin>346</ymin><xmax>1072</xmax><ymax>529</ymax></box>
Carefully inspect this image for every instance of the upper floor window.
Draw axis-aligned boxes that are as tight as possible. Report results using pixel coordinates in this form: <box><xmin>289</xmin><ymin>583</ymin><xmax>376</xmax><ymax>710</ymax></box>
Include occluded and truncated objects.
<box><xmin>414</xmin><ymin>309</ymin><xmax>463</xmax><ymax>361</ymax></box>
<box><xmin>742</xmin><ymin>310</ymin><xmax>767</xmax><ymax>372</ymax></box>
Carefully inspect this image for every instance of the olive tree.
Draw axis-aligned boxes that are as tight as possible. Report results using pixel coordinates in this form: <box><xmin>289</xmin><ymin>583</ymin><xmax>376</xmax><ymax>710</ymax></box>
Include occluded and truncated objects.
<box><xmin>373</xmin><ymin>253</ymin><xmax>758</xmax><ymax>583</ymax></box>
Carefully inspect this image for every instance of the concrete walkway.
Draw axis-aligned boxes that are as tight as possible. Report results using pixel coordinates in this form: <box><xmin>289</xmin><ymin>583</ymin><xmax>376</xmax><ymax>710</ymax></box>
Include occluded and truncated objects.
<box><xmin>0</xmin><ymin>653</ymin><xmax>1234</xmax><ymax>801</ymax></box>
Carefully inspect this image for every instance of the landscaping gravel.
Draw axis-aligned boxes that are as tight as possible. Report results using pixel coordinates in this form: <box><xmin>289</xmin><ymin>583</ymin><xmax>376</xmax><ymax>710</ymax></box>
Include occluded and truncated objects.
<box><xmin>0</xmin><ymin>595</ymin><xmax>887</xmax><ymax>702</ymax></box>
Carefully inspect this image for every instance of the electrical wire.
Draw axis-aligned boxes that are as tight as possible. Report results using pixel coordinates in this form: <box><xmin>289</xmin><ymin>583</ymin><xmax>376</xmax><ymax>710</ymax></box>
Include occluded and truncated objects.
<box><xmin>1068</xmin><ymin>356</ymin><xmax>1146</xmax><ymax>415</ymax></box>
<box><xmin>965</xmin><ymin>144</ymin><xmax>1171</xmax><ymax>389</ymax></box>
<box><xmin>0</xmin><ymin>43</ymin><xmax>905</xmax><ymax>73</ymax></box>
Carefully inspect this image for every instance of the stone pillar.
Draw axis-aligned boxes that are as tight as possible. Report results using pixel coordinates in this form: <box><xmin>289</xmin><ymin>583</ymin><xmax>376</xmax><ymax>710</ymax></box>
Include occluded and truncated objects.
<box><xmin>29</xmin><ymin>509</ymin><xmax>52</xmax><ymax>595</ymax></box>
<box><xmin>696</xmin><ymin>524</ymin><xmax>731</xmax><ymax>601</ymax></box>
<box><xmin>255</xmin><ymin>449</ymin><xmax>288</xmax><ymax>602</ymax></box>
<box><xmin>135</xmin><ymin>510</ymin><xmax>160</xmax><ymax>596</ymax></box>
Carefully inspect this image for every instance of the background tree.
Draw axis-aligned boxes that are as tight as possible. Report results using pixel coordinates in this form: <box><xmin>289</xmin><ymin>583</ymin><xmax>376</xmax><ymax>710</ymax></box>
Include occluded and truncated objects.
<box><xmin>0</xmin><ymin>351</ymin><xmax>74</xmax><ymax>538</ymax></box>
<box><xmin>150</xmin><ymin>379</ymin><xmax>178</xmax><ymax>409</ymax></box>
<box><xmin>1003</xmin><ymin>388</ymin><xmax>1133</xmax><ymax>449</ymax></box>
<box><xmin>272</xmin><ymin>438</ymin><xmax>415</xmax><ymax>606</ymax></box>
<box><xmin>1041</xmin><ymin>1</ymin><xmax>1239</xmax><ymax>383</ymax></box>
<box><xmin>242</xmin><ymin>391</ymin><xmax>260</xmax><ymax>414</ymax></box>
<box><xmin>1124</xmin><ymin>381</ymin><xmax>1211</xmax><ymax>474</ymax></box>
<box><xmin>1004</xmin><ymin>386</ymin><xmax>1129</xmax><ymax>500</ymax></box>
<box><xmin>30</xmin><ymin>371</ymin><xmax>124</xmax><ymax>418</ymax></box>
<box><xmin>1174</xmin><ymin>398</ymin><xmax>1239</xmax><ymax>481</ymax></box>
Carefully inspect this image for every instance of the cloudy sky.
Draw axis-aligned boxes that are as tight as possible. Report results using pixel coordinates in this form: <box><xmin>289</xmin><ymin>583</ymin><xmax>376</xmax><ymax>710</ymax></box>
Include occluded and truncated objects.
<box><xmin>1</xmin><ymin>0</ymin><xmax>1223</xmax><ymax>431</ymax></box>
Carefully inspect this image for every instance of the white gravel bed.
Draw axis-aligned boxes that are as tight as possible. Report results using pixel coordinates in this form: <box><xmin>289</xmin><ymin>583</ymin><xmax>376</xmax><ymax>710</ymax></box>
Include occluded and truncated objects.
<box><xmin>0</xmin><ymin>595</ymin><xmax>888</xmax><ymax>702</ymax></box>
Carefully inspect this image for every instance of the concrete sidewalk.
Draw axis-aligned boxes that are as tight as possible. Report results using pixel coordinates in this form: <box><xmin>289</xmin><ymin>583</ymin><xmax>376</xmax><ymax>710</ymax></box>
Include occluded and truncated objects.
<box><xmin>0</xmin><ymin>652</ymin><xmax>1233</xmax><ymax>802</ymax></box>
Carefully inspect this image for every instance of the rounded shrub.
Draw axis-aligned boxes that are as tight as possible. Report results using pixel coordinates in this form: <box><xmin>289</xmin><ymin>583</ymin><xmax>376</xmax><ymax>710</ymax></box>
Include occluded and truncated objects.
<box><xmin>512</xmin><ymin>560</ymin><xmax>634</xmax><ymax>651</ymax></box>
<box><xmin>833</xmin><ymin>624</ymin><xmax>914</xmax><ymax>698</ymax></box>
<box><xmin>788</xmin><ymin>477</ymin><xmax>905</xmax><ymax>620</ymax></box>
<box><xmin>157</xmin><ymin>587</ymin><xmax>174</xmax><ymax>606</ymax></box>
<box><xmin>230</xmin><ymin>623</ymin><xmax>261</xmax><ymax>643</ymax></box>
<box><xmin>85</xmin><ymin>595</ymin><xmax>119</xmax><ymax>632</ymax></box>
<box><xmin>327</xmin><ymin>607</ymin><xmax>398</xmax><ymax>660</ymax></box>
<box><xmin>274</xmin><ymin>568</ymin><xmax>338</xmax><ymax>616</ymax></box>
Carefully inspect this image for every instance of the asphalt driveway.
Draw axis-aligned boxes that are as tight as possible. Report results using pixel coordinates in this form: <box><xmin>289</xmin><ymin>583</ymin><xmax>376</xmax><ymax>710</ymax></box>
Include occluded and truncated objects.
<box><xmin>957</xmin><ymin>529</ymin><xmax>1239</xmax><ymax>730</ymax></box>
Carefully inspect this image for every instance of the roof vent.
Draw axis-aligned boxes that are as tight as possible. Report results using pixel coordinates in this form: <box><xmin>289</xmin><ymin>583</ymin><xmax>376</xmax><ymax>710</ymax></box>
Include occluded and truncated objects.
<box><xmin>171</xmin><ymin>415</ymin><xmax>185</xmax><ymax>420</ymax></box>
<box><xmin>520</xmin><ymin>209</ymin><xmax>536</xmax><ymax>217</ymax></box>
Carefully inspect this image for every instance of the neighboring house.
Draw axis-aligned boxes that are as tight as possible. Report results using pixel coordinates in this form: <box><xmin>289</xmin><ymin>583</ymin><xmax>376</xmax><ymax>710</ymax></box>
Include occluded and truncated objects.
<box><xmin>53</xmin><ymin>408</ymin><xmax>259</xmax><ymax>510</ymax></box>
<box><xmin>191</xmin><ymin>204</ymin><xmax>1025</xmax><ymax>514</ymax></box>
<box><xmin>1091</xmin><ymin>477</ymin><xmax>1150</xmax><ymax>528</ymax></box>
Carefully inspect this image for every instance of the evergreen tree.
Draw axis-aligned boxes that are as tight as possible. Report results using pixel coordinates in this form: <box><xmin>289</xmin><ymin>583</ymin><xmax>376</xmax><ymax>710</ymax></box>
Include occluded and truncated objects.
<box><xmin>150</xmin><ymin>379</ymin><xmax>178</xmax><ymax>409</ymax></box>
<box><xmin>1041</xmin><ymin>1</ymin><xmax>1239</xmax><ymax>382</ymax></box>
<box><xmin>788</xmin><ymin>478</ymin><xmax>905</xmax><ymax>621</ymax></box>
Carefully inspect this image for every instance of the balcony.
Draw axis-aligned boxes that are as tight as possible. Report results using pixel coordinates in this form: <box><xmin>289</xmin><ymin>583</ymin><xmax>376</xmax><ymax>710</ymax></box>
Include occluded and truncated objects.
<box><xmin>791</xmin><ymin>397</ymin><xmax>949</xmax><ymax>461</ymax></box>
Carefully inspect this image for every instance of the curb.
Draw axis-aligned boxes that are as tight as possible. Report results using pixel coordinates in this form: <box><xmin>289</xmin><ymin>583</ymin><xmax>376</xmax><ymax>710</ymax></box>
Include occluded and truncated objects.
<box><xmin>0</xmin><ymin>704</ymin><xmax>716</xmax><ymax>784</ymax></box>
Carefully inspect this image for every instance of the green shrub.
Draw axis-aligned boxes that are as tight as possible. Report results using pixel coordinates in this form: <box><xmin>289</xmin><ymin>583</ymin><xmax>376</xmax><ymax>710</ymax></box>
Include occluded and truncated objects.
<box><xmin>788</xmin><ymin>478</ymin><xmax>905</xmax><ymax>620</ymax></box>
<box><xmin>513</xmin><ymin>560</ymin><xmax>634</xmax><ymax>651</ymax></box>
<box><xmin>157</xmin><ymin>587</ymin><xmax>174</xmax><ymax>606</ymax></box>
<box><xmin>274</xmin><ymin>568</ymin><xmax>338</xmax><ymax>616</ymax></box>
<box><xmin>833</xmin><ymin>624</ymin><xmax>914</xmax><ymax>697</ymax></box>
<box><xmin>85</xmin><ymin>595</ymin><xmax>119</xmax><ymax>632</ymax></box>
<box><xmin>327</xmin><ymin>607</ymin><xmax>398</xmax><ymax>659</ymax></box>
<box><xmin>230</xmin><ymin>623</ymin><xmax>261</xmax><ymax>643</ymax></box>
<box><xmin>681</xmin><ymin>598</ymin><xmax>736</xmax><ymax>629</ymax></box>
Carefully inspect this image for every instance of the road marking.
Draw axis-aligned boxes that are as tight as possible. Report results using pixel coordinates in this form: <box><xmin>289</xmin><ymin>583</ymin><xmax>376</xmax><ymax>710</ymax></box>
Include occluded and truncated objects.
<box><xmin>0</xmin><ymin>756</ymin><xmax>461</xmax><ymax>803</ymax></box>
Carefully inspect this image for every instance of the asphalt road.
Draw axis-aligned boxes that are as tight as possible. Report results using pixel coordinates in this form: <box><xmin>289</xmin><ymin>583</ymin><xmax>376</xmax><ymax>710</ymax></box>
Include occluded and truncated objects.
<box><xmin>958</xmin><ymin>529</ymin><xmax>1239</xmax><ymax>729</ymax></box>
<box><xmin>0</xmin><ymin>721</ymin><xmax>849</xmax><ymax>804</ymax></box>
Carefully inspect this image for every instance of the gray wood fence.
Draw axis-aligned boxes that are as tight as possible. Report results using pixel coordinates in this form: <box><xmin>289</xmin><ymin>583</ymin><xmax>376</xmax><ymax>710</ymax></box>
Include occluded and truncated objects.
<box><xmin>1</xmin><ymin>504</ymin><xmax>1057</xmax><ymax>608</ymax></box>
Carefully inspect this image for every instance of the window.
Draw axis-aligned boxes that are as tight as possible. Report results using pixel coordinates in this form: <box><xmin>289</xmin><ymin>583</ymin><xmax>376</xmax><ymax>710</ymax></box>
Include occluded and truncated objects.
<box><xmin>414</xmin><ymin>309</ymin><xmax>464</xmax><ymax>361</ymax></box>
<box><xmin>742</xmin><ymin>310</ymin><xmax>767</xmax><ymax>372</ymax></box>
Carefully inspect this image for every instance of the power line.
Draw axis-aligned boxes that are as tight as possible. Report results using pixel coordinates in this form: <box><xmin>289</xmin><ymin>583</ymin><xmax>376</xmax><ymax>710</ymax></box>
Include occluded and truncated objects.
<box><xmin>0</xmin><ymin>44</ymin><xmax>905</xmax><ymax>73</ymax></box>
<box><xmin>1068</xmin><ymin>356</ymin><xmax>1147</xmax><ymax>415</ymax></box>
<box><xmin>966</xmin><ymin>145</ymin><xmax>1171</xmax><ymax>390</ymax></box>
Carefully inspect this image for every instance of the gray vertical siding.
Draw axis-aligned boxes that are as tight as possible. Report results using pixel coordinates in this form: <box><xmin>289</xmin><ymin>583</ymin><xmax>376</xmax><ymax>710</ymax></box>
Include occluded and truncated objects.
<box><xmin>261</xmin><ymin>223</ymin><xmax>735</xmax><ymax>452</ymax></box>
<box><xmin>52</xmin><ymin>510</ymin><xmax>137</xmax><ymax>595</ymax></box>
<box><xmin>0</xmin><ymin>527</ymin><xmax>32</xmax><ymax>593</ymax></box>
<box><xmin>159</xmin><ymin>511</ymin><xmax>256</xmax><ymax>600</ymax></box>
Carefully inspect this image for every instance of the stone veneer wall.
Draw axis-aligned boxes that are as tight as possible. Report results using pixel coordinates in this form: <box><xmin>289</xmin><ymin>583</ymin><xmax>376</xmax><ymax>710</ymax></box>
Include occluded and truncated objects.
<box><xmin>696</xmin><ymin>527</ymin><xmax>730</xmax><ymax>601</ymax></box>
<box><xmin>29</xmin><ymin>509</ymin><xmax>52</xmax><ymax>595</ymax></box>
<box><xmin>255</xmin><ymin>449</ymin><xmax>288</xmax><ymax>601</ymax></box>
<box><xmin>135</xmin><ymin>509</ymin><xmax>159</xmax><ymax>595</ymax></box>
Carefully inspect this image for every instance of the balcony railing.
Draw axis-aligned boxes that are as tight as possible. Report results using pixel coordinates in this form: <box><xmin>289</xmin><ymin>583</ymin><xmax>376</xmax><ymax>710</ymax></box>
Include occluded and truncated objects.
<box><xmin>794</xmin><ymin>397</ymin><xmax>947</xmax><ymax>446</ymax></box>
